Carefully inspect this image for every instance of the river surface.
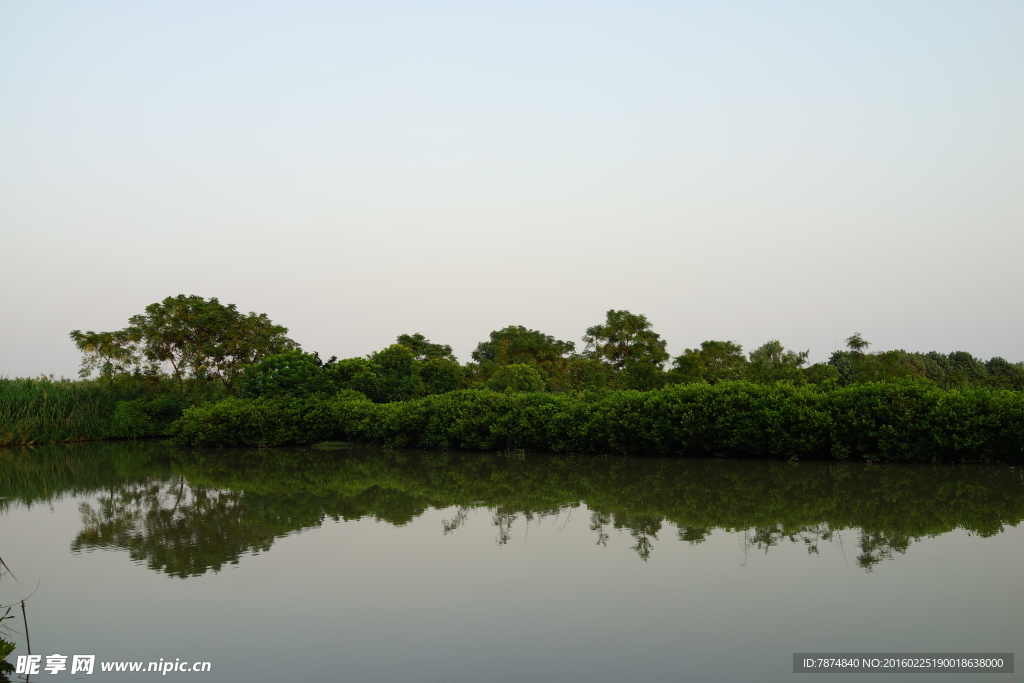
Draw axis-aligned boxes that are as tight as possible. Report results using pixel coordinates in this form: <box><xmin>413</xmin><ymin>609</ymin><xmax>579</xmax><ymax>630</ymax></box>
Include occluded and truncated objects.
<box><xmin>0</xmin><ymin>443</ymin><xmax>1021</xmax><ymax>682</ymax></box>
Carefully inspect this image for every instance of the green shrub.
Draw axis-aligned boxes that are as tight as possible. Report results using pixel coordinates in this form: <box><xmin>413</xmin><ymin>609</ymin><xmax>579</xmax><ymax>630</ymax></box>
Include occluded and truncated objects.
<box><xmin>0</xmin><ymin>636</ymin><xmax>15</xmax><ymax>678</ymax></box>
<box><xmin>170</xmin><ymin>391</ymin><xmax>372</xmax><ymax>447</ymax></box>
<box><xmin>240</xmin><ymin>350</ymin><xmax>336</xmax><ymax>398</ymax></box>
<box><xmin>108</xmin><ymin>396</ymin><xmax>190</xmax><ymax>438</ymax></box>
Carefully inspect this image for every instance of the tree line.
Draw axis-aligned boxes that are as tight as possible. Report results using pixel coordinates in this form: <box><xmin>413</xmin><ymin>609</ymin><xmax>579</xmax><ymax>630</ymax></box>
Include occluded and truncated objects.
<box><xmin>69</xmin><ymin>295</ymin><xmax>1024</xmax><ymax>408</ymax></box>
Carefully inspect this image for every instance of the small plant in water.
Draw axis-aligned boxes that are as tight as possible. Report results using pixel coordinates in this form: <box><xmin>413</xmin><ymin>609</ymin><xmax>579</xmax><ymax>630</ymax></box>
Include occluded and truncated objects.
<box><xmin>505</xmin><ymin>448</ymin><xmax>527</xmax><ymax>461</ymax></box>
<box><xmin>0</xmin><ymin>607</ymin><xmax>15</xmax><ymax>681</ymax></box>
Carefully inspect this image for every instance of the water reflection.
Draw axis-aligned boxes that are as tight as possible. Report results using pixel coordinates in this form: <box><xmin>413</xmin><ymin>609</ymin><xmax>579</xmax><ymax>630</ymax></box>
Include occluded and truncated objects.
<box><xmin>1</xmin><ymin>443</ymin><xmax>1021</xmax><ymax>576</ymax></box>
<box><xmin>73</xmin><ymin>482</ymin><xmax>277</xmax><ymax>577</ymax></box>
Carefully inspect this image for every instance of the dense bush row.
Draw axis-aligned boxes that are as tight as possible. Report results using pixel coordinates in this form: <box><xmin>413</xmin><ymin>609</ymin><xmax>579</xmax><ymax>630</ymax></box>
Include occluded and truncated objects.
<box><xmin>170</xmin><ymin>380</ymin><xmax>1024</xmax><ymax>461</ymax></box>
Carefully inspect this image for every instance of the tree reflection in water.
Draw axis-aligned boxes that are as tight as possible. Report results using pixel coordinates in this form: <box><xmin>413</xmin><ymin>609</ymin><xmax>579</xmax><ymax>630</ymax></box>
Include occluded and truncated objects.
<box><xmin>1</xmin><ymin>443</ymin><xmax>1021</xmax><ymax>576</ymax></box>
<box><xmin>72</xmin><ymin>479</ymin><xmax>280</xmax><ymax>577</ymax></box>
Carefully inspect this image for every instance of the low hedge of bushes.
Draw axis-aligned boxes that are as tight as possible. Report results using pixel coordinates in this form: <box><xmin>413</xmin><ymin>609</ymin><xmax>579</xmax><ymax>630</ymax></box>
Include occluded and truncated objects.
<box><xmin>169</xmin><ymin>380</ymin><xmax>1024</xmax><ymax>461</ymax></box>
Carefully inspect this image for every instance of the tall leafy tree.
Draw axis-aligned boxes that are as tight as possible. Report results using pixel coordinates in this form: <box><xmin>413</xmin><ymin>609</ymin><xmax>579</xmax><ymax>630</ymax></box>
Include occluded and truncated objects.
<box><xmin>70</xmin><ymin>295</ymin><xmax>296</xmax><ymax>396</ymax></box>
<box><xmin>419</xmin><ymin>358</ymin><xmax>465</xmax><ymax>395</ymax></box>
<box><xmin>670</xmin><ymin>341</ymin><xmax>747</xmax><ymax>384</ymax></box>
<box><xmin>240</xmin><ymin>350</ymin><xmax>338</xmax><ymax>399</ymax></box>
<box><xmin>583</xmin><ymin>310</ymin><xmax>668</xmax><ymax>370</ymax></box>
<box><xmin>472</xmin><ymin>326</ymin><xmax>575</xmax><ymax>380</ymax></box>
<box><xmin>846</xmin><ymin>332</ymin><xmax>871</xmax><ymax>353</ymax></box>
<box><xmin>369</xmin><ymin>344</ymin><xmax>422</xmax><ymax>402</ymax></box>
<box><xmin>747</xmin><ymin>340</ymin><xmax>809</xmax><ymax>384</ymax></box>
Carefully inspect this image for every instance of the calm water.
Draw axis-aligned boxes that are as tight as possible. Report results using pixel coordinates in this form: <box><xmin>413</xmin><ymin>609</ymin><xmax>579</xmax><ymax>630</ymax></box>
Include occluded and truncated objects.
<box><xmin>0</xmin><ymin>443</ymin><xmax>1021</xmax><ymax>682</ymax></box>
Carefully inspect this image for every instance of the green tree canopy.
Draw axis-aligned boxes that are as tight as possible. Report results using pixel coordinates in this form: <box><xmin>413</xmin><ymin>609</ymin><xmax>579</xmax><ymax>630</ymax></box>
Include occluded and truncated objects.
<box><xmin>846</xmin><ymin>332</ymin><xmax>871</xmax><ymax>353</ymax></box>
<box><xmin>419</xmin><ymin>358</ymin><xmax>466</xmax><ymax>395</ymax></box>
<box><xmin>395</xmin><ymin>333</ymin><xmax>455</xmax><ymax>361</ymax></box>
<box><xmin>747</xmin><ymin>340</ymin><xmax>809</xmax><ymax>384</ymax></box>
<box><xmin>471</xmin><ymin>326</ymin><xmax>575</xmax><ymax>378</ymax></box>
<box><xmin>70</xmin><ymin>295</ymin><xmax>296</xmax><ymax>395</ymax></box>
<box><xmin>369</xmin><ymin>344</ymin><xmax>421</xmax><ymax>402</ymax></box>
<box><xmin>240</xmin><ymin>350</ymin><xmax>337</xmax><ymax>399</ymax></box>
<box><xmin>583</xmin><ymin>310</ymin><xmax>669</xmax><ymax>370</ymax></box>
<box><xmin>670</xmin><ymin>340</ymin><xmax>747</xmax><ymax>384</ymax></box>
<box><xmin>487</xmin><ymin>363</ymin><xmax>546</xmax><ymax>392</ymax></box>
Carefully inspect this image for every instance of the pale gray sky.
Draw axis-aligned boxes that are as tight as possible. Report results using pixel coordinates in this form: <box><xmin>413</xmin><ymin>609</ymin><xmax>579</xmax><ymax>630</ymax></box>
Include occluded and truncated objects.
<box><xmin>2</xmin><ymin>0</ymin><xmax>1022</xmax><ymax>377</ymax></box>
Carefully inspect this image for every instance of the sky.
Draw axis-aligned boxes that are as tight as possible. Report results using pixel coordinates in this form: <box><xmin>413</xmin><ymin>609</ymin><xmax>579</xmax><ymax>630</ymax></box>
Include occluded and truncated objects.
<box><xmin>2</xmin><ymin>0</ymin><xmax>1022</xmax><ymax>378</ymax></box>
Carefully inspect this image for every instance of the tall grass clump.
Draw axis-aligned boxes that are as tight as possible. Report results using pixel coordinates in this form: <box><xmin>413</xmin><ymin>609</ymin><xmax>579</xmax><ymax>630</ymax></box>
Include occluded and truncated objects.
<box><xmin>0</xmin><ymin>377</ymin><xmax>117</xmax><ymax>445</ymax></box>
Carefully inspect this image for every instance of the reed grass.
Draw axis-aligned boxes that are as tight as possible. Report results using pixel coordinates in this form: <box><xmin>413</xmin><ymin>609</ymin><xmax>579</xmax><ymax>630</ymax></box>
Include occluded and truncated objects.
<box><xmin>0</xmin><ymin>377</ymin><xmax>117</xmax><ymax>446</ymax></box>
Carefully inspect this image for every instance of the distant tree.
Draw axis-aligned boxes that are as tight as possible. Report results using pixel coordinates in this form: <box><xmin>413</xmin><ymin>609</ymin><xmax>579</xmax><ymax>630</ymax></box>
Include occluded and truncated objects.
<box><xmin>240</xmin><ymin>350</ymin><xmax>337</xmax><ymax>399</ymax></box>
<box><xmin>620</xmin><ymin>359</ymin><xmax>666</xmax><ymax>390</ymax></box>
<box><xmin>985</xmin><ymin>357</ymin><xmax>1024</xmax><ymax>391</ymax></box>
<box><xmin>487</xmin><ymin>363</ymin><xmax>545</xmax><ymax>393</ymax></box>
<box><xmin>803</xmin><ymin>363</ymin><xmax>840</xmax><ymax>385</ymax></box>
<box><xmin>395</xmin><ymin>333</ymin><xmax>455</xmax><ymax>361</ymax></box>
<box><xmin>747</xmin><ymin>340</ymin><xmax>809</xmax><ymax>384</ymax></box>
<box><xmin>845</xmin><ymin>332</ymin><xmax>870</xmax><ymax>353</ymax></box>
<box><xmin>547</xmin><ymin>357</ymin><xmax>614</xmax><ymax>392</ymax></box>
<box><xmin>325</xmin><ymin>358</ymin><xmax>383</xmax><ymax>399</ymax></box>
<box><xmin>419</xmin><ymin>358</ymin><xmax>466</xmax><ymax>395</ymax></box>
<box><xmin>472</xmin><ymin>326</ymin><xmax>575</xmax><ymax>380</ymax></box>
<box><xmin>669</xmin><ymin>341</ymin><xmax>747</xmax><ymax>384</ymax></box>
<box><xmin>828</xmin><ymin>348</ymin><xmax>932</xmax><ymax>386</ymax></box>
<box><xmin>583</xmin><ymin>310</ymin><xmax>669</xmax><ymax>371</ymax></box>
<box><xmin>70</xmin><ymin>295</ymin><xmax>296</xmax><ymax>396</ymax></box>
<box><xmin>369</xmin><ymin>344</ymin><xmax>421</xmax><ymax>402</ymax></box>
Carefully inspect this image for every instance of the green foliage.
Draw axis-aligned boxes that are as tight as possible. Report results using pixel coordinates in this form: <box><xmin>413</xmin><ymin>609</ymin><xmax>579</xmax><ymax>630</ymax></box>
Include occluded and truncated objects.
<box><xmin>471</xmin><ymin>325</ymin><xmax>575</xmax><ymax>384</ymax></box>
<box><xmin>985</xmin><ymin>357</ymin><xmax>1024</xmax><ymax>390</ymax></box>
<box><xmin>419</xmin><ymin>358</ymin><xmax>466</xmax><ymax>395</ymax></box>
<box><xmin>487</xmin><ymin>363</ymin><xmax>546</xmax><ymax>392</ymax></box>
<box><xmin>846</xmin><ymin>332</ymin><xmax>871</xmax><ymax>352</ymax></box>
<box><xmin>70</xmin><ymin>294</ymin><xmax>296</xmax><ymax>396</ymax></box>
<box><xmin>804</xmin><ymin>363</ymin><xmax>840</xmax><ymax>384</ymax></box>
<box><xmin>828</xmin><ymin>348</ymin><xmax>1024</xmax><ymax>390</ymax></box>
<box><xmin>0</xmin><ymin>607</ymin><xmax>16</xmax><ymax>672</ymax></box>
<box><xmin>669</xmin><ymin>340</ymin><xmax>747</xmax><ymax>384</ymax></box>
<box><xmin>14</xmin><ymin>296</ymin><xmax>1024</xmax><ymax>451</ymax></box>
<box><xmin>0</xmin><ymin>636</ymin><xmax>14</xmax><ymax>679</ymax></box>
<box><xmin>171</xmin><ymin>380</ymin><xmax>1024</xmax><ymax>462</ymax></box>
<box><xmin>325</xmin><ymin>358</ymin><xmax>383</xmax><ymax>399</ymax></box>
<box><xmin>0</xmin><ymin>373</ymin><xmax>202</xmax><ymax>445</ymax></box>
<box><xmin>747</xmin><ymin>340</ymin><xmax>809</xmax><ymax>384</ymax></box>
<box><xmin>583</xmin><ymin>310</ymin><xmax>669</xmax><ymax>370</ymax></box>
<box><xmin>240</xmin><ymin>350</ymin><xmax>337</xmax><ymax>399</ymax></box>
<box><xmin>169</xmin><ymin>392</ymin><xmax>371</xmax><ymax>447</ymax></box>
<box><xmin>395</xmin><ymin>333</ymin><xmax>455</xmax><ymax>361</ymax></box>
<box><xmin>369</xmin><ymin>344</ymin><xmax>421</xmax><ymax>402</ymax></box>
<box><xmin>108</xmin><ymin>396</ymin><xmax>190</xmax><ymax>438</ymax></box>
<box><xmin>619</xmin><ymin>359</ymin><xmax>666</xmax><ymax>390</ymax></box>
<box><xmin>240</xmin><ymin>346</ymin><xmax>465</xmax><ymax>403</ymax></box>
<box><xmin>550</xmin><ymin>357</ymin><xmax>615</xmax><ymax>392</ymax></box>
<box><xmin>0</xmin><ymin>377</ymin><xmax>117</xmax><ymax>445</ymax></box>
